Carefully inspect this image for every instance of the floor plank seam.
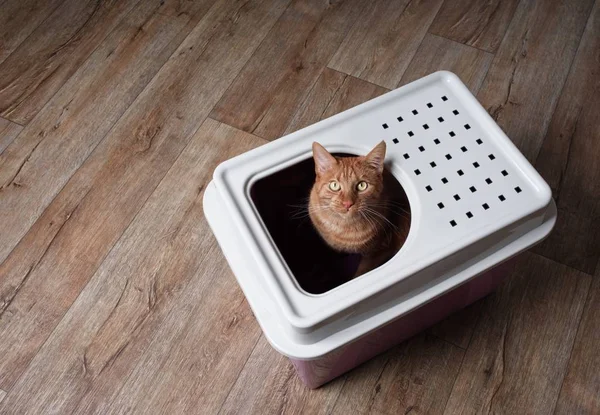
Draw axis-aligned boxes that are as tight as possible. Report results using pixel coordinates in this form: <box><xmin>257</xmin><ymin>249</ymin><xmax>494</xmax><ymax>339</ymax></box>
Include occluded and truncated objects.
<box><xmin>0</xmin><ymin>0</ymin><xmax>68</xmax><ymax>67</ymax></box>
<box><xmin>0</xmin><ymin>0</ymin><xmax>203</xmax><ymax>270</ymax></box>
<box><xmin>523</xmin><ymin>0</ymin><xmax>596</xmax><ymax>165</ymax></box>
<box><xmin>532</xmin><ymin>249</ymin><xmax>596</xmax><ymax>277</ymax></box>
<box><xmin>209</xmin><ymin>0</ymin><xmax>296</xmax><ymax>133</ymax></box>
<box><xmin>215</xmin><ymin>333</ymin><xmax>264</xmax><ymax>414</ymax></box>
<box><xmin>426</xmin><ymin>31</ymin><xmax>498</xmax><ymax>55</ymax></box>
<box><xmin>550</xmin><ymin>279</ymin><xmax>593</xmax><ymax>415</ymax></box>
<box><xmin>0</xmin><ymin>0</ymin><xmax>144</xmax><ymax>126</ymax></box>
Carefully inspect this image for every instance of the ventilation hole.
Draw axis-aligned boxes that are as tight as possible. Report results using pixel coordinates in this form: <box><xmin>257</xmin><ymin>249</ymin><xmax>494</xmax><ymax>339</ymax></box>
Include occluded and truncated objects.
<box><xmin>489</xmin><ymin>154</ymin><xmax>496</xmax><ymax>160</ymax></box>
<box><xmin>457</xmin><ymin>169</ymin><xmax>464</xmax><ymax>176</ymax></box>
<box><xmin>442</xmin><ymin>96</ymin><xmax>448</xmax><ymax>101</ymax></box>
<box><xmin>419</xmin><ymin>146</ymin><xmax>425</xmax><ymax>152</ymax></box>
<box><xmin>382</xmin><ymin>123</ymin><xmax>388</xmax><ymax>129</ymax></box>
<box><xmin>466</xmin><ymin>211</ymin><xmax>473</xmax><ymax>218</ymax></box>
<box><xmin>438</xmin><ymin>202</ymin><xmax>445</xmax><ymax>209</ymax></box>
<box><xmin>449</xmin><ymin>131</ymin><xmax>456</xmax><ymax>137</ymax></box>
<box><xmin>453</xmin><ymin>109</ymin><xmax>459</xmax><ymax>115</ymax></box>
<box><xmin>485</xmin><ymin>178</ymin><xmax>492</xmax><ymax>184</ymax></box>
<box><xmin>412</xmin><ymin>109</ymin><xmax>418</xmax><ymax>115</ymax></box>
<box><xmin>445</xmin><ymin>154</ymin><xmax>452</xmax><ymax>160</ymax></box>
<box><xmin>393</xmin><ymin>138</ymin><xmax>399</xmax><ymax>144</ymax></box>
<box><xmin>423</xmin><ymin>124</ymin><xmax>429</xmax><ymax>130</ymax></box>
<box><xmin>414</xmin><ymin>169</ymin><xmax>421</xmax><ymax>176</ymax></box>
<box><xmin>461</xmin><ymin>146</ymin><xmax>468</xmax><ymax>152</ymax></box>
<box><xmin>430</xmin><ymin>161</ymin><xmax>437</xmax><ymax>168</ymax></box>
<box><xmin>473</xmin><ymin>162</ymin><xmax>480</xmax><ymax>168</ymax></box>
<box><xmin>502</xmin><ymin>170</ymin><xmax>508</xmax><ymax>176</ymax></box>
<box><xmin>498</xmin><ymin>194</ymin><xmax>506</xmax><ymax>201</ymax></box>
<box><xmin>397</xmin><ymin>116</ymin><xmax>404</xmax><ymax>122</ymax></box>
<box><xmin>450</xmin><ymin>219</ymin><xmax>457</xmax><ymax>227</ymax></box>
<box><xmin>454</xmin><ymin>194</ymin><xmax>461</xmax><ymax>201</ymax></box>
<box><xmin>426</xmin><ymin>185</ymin><xmax>432</xmax><ymax>192</ymax></box>
<box><xmin>408</xmin><ymin>131</ymin><xmax>414</xmax><ymax>137</ymax></box>
<box><xmin>438</xmin><ymin>117</ymin><xmax>444</xmax><ymax>123</ymax></box>
<box><xmin>464</xmin><ymin>124</ymin><xmax>471</xmax><ymax>130</ymax></box>
<box><xmin>470</xmin><ymin>186</ymin><xmax>477</xmax><ymax>193</ymax></box>
<box><xmin>403</xmin><ymin>153</ymin><xmax>409</xmax><ymax>159</ymax></box>
<box><xmin>515</xmin><ymin>186</ymin><xmax>522</xmax><ymax>193</ymax></box>
<box><xmin>482</xmin><ymin>203</ymin><xmax>490</xmax><ymax>210</ymax></box>
<box><xmin>434</xmin><ymin>138</ymin><xmax>441</xmax><ymax>145</ymax></box>
<box><xmin>441</xmin><ymin>177</ymin><xmax>448</xmax><ymax>184</ymax></box>
<box><xmin>427</xmin><ymin>102</ymin><xmax>433</xmax><ymax>108</ymax></box>
<box><xmin>476</xmin><ymin>138</ymin><xmax>483</xmax><ymax>145</ymax></box>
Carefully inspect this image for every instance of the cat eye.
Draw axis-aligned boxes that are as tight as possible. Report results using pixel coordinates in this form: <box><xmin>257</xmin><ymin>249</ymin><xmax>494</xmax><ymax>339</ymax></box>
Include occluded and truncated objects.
<box><xmin>356</xmin><ymin>181</ymin><xmax>368</xmax><ymax>191</ymax></box>
<box><xmin>329</xmin><ymin>181</ymin><xmax>341</xmax><ymax>191</ymax></box>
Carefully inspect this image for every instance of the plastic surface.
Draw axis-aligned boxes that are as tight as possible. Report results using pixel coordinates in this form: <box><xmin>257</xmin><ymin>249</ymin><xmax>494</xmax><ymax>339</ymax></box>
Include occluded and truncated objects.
<box><xmin>203</xmin><ymin>71</ymin><xmax>557</xmax><ymax>360</ymax></box>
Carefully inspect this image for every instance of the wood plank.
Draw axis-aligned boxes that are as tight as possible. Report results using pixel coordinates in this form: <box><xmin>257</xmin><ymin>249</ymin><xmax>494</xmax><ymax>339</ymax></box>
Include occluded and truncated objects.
<box><xmin>428</xmin><ymin>0</ymin><xmax>520</xmax><ymax>53</ymax></box>
<box><xmin>554</xmin><ymin>265</ymin><xmax>600</xmax><ymax>415</ymax></box>
<box><xmin>0</xmin><ymin>388</ymin><xmax>5</xmax><ymax>405</ymax></box>
<box><xmin>0</xmin><ymin>120</ymin><xmax>267</xmax><ymax>414</ymax></box>
<box><xmin>210</xmin><ymin>0</ymin><xmax>366</xmax><ymax>141</ymax></box>
<box><xmin>533</xmin><ymin>1</ymin><xmax>600</xmax><ymax>274</ymax></box>
<box><xmin>0</xmin><ymin>0</ymin><xmax>65</xmax><ymax>65</ymax></box>
<box><xmin>399</xmin><ymin>34</ymin><xmax>494</xmax><ymax>94</ymax></box>
<box><xmin>328</xmin><ymin>0</ymin><xmax>445</xmax><ymax>89</ymax></box>
<box><xmin>475</xmin><ymin>0</ymin><xmax>594</xmax><ymax>162</ymax></box>
<box><xmin>443</xmin><ymin>253</ymin><xmax>590</xmax><ymax>414</ymax></box>
<box><xmin>0</xmin><ymin>0</ymin><xmax>141</xmax><ymax>125</ymax></box>
<box><xmin>0</xmin><ymin>0</ymin><xmax>286</xmax><ymax>391</ymax></box>
<box><xmin>331</xmin><ymin>333</ymin><xmax>463</xmax><ymax>415</ymax></box>
<box><xmin>219</xmin><ymin>336</ymin><xmax>344</xmax><ymax>414</ymax></box>
<box><xmin>283</xmin><ymin>67</ymin><xmax>347</xmax><ymax>134</ymax></box>
<box><xmin>0</xmin><ymin>0</ymin><xmax>218</xmax><ymax>266</ymax></box>
<box><xmin>430</xmin><ymin>301</ymin><xmax>482</xmax><ymax>349</ymax></box>
<box><xmin>0</xmin><ymin>117</ymin><xmax>22</xmax><ymax>155</ymax></box>
<box><xmin>533</xmin><ymin>211</ymin><xmax>600</xmax><ymax>275</ymax></box>
<box><xmin>284</xmin><ymin>68</ymin><xmax>389</xmax><ymax>136</ymax></box>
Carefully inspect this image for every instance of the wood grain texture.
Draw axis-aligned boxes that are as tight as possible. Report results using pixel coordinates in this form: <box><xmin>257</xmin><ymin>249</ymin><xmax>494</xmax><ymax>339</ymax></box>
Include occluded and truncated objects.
<box><xmin>285</xmin><ymin>68</ymin><xmax>389</xmax><ymax>136</ymax></box>
<box><xmin>443</xmin><ymin>253</ymin><xmax>591</xmax><ymax>414</ymax></box>
<box><xmin>331</xmin><ymin>333</ymin><xmax>463</xmax><ymax>415</ymax></box>
<box><xmin>0</xmin><ymin>0</ymin><xmax>65</xmax><ymax>65</ymax></box>
<box><xmin>210</xmin><ymin>0</ymin><xmax>366</xmax><ymax>141</ymax></box>
<box><xmin>0</xmin><ymin>0</ymin><xmax>140</xmax><ymax>125</ymax></box>
<box><xmin>475</xmin><ymin>0</ymin><xmax>595</xmax><ymax>162</ymax></box>
<box><xmin>0</xmin><ymin>0</ymin><xmax>216</xmax><ymax>267</ymax></box>
<box><xmin>429</xmin><ymin>0</ymin><xmax>520</xmax><ymax>53</ymax></box>
<box><xmin>399</xmin><ymin>34</ymin><xmax>494</xmax><ymax>93</ymax></box>
<box><xmin>554</xmin><ymin>266</ymin><xmax>600</xmax><ymax>415</ymax></box>
<box><xmin>0</xmin><ymin>388</ymin><xmax>5</xmax><ymax>405</ymax></box>
<box><xmin>430</xmin><ymin>301</ymin><xmax>482</xmax><ymax>349</ymax></box>
<box><xmin>533</xmin><ymin>1</ymin><xmax>600</xmax><ymax>274</ymax></box>
<box><xmin>328</xmin><ymin>0</ymin><xmax>445</xmax><ymax>89</ymax></box>
<box><xmin>220</xmin><ymin>336</ymin><xmax>344</xmax><ymax>415</ymax></box>
<box><xmin>0</xmin><ymin>120</ymin><xmax>267</xmax><ymax>414</ymax></box>
<box><xmin>0</xmin><ymin>116</ymin><xmax>22</xmax><ymax>155</ymax></box>
<box><xmin>0</xmin><ymin>0</ymin><xmax>286</xmax><ymax>391</ymax></box>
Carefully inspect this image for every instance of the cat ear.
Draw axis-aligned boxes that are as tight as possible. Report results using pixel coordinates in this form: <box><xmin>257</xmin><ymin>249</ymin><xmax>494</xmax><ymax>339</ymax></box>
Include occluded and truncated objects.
<box><xmin>312</xmin><ymin>142</ymin><xmax>337</xmax><ymax>175</ymax></box>
<box><xmin>365</xmin><ymin>140</ymin><xmax>386</xmax><ymax>173</ymax></box>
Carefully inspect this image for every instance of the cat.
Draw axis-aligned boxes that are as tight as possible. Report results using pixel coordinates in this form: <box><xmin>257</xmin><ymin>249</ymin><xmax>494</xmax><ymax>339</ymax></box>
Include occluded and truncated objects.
<box><xmin>308</xmin><ymin>141</ymin><xmax>410</xmax><ymax>279</ymax></box>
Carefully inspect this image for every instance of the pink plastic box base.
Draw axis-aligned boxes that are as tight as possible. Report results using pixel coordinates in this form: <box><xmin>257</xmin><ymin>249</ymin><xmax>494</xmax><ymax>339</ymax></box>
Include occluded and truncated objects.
<box><xmin>289</xmin><ymin>259</ymin><xmax>515</xmax><ymax>388</ymax></box>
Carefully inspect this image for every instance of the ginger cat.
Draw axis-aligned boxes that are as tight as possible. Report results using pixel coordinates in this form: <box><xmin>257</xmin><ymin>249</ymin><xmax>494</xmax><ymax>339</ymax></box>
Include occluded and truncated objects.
<box><xmin>309</xmin><ymin>141</ymin><xmax>409</xmax><ymax>278</ymax></box>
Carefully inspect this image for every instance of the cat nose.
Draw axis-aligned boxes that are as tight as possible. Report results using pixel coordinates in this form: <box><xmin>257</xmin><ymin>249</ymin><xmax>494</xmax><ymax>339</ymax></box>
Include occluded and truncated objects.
<box><xmin>342</xmin><ymin>200</ymin><xmax>354</xmax><ymax>210</ymax></box>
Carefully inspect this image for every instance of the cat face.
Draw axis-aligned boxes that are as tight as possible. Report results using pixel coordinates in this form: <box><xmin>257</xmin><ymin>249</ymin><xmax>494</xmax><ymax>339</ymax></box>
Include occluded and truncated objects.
<box><xmin>311</xmin><ymin>141</ymin><xmax>386</xmax><ymax>218</ymax></box>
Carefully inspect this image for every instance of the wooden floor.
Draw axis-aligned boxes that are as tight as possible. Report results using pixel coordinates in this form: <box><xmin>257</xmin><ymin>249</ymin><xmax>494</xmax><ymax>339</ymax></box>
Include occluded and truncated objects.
<box><xmin>0</xmin><ymin>0</ymin><xmax>598</xmax><ymax>413</ymax></box>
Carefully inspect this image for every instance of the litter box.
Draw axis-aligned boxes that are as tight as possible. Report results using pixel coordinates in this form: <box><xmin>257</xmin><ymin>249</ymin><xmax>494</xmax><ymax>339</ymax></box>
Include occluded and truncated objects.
<box><xmin>203</xmin><ymin>71</ymin><xmax>557</xmax><ymax>388</ymax></box>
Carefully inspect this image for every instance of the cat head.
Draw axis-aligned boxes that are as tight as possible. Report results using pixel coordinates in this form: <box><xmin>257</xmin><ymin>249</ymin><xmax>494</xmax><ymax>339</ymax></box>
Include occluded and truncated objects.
<box><xmin>311</xmin><ymin>141</ymin><xmax>386</xmax><ymax>217</ymax></box>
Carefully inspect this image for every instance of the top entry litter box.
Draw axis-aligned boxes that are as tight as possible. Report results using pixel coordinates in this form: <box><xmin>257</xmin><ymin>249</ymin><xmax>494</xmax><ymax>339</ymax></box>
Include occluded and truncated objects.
<box><xmin>203</xmin><ymin>71</ymin><xmax>557</xmax><ymax>388</ymax></box>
